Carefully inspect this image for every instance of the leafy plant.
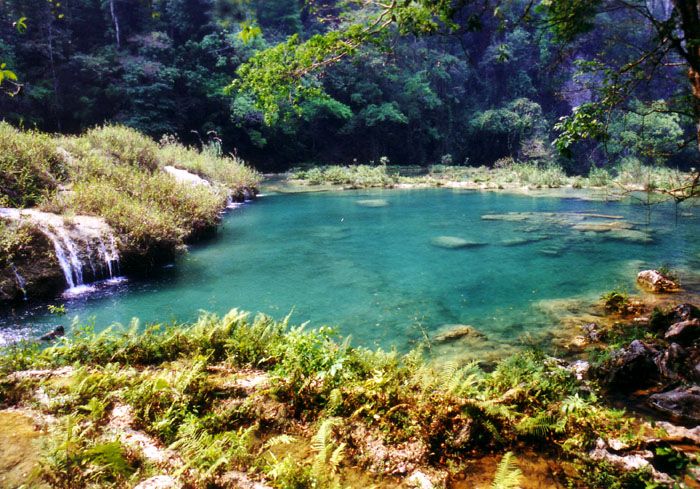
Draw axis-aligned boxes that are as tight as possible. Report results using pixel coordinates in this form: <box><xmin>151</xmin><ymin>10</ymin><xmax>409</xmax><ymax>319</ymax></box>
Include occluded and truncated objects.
<box><xmin>600</xmin><ymin>289</ymin><xmax>629</xmax><ymax>312</ymax></box>
<box><xmin>490</xmin><ymin>451</ymin><xmax>522</xmax><ymax>489</ymax></box>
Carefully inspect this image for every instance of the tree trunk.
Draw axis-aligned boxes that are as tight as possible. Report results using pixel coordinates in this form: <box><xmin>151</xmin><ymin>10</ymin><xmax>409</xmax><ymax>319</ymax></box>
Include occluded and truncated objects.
<box><xmin>110</xmin><ymin>0</ymin><xmax>121</xmax><ymax>49</ymax></box>
<box><xmin>672</xmin><ymin>0</ymin><xmax>700</xmax><ymax>152</ymax></box>
<box><xmin>690</xmin><ymin>65</ymin><xmax>700</xmax><ymax>154</ymax></box>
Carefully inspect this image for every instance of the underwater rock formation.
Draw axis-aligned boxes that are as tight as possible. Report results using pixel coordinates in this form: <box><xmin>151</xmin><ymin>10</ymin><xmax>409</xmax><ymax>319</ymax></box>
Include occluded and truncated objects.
<box><xmin>430</xmin><ymin>236</ymin><xmax>486</xmax><ymax>249</ymax></box>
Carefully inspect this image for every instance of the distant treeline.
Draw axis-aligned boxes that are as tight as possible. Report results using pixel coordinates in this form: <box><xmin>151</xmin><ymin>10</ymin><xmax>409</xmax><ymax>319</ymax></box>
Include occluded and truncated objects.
<box><xmin>0</xmin><ymin>0</ymin><xmax>696</xmax><ymax>171</ymax></box>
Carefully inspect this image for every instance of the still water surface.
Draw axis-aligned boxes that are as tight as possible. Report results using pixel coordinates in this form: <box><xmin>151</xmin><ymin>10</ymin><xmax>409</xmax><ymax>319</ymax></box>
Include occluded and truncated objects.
<box><xmin>2</xmin><ymin>189</ymin><xmax>699</xmax><ymax>351</ymax></box>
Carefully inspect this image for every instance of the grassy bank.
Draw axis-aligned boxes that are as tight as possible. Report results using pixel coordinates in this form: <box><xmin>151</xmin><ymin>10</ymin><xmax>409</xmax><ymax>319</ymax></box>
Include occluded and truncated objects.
<box><xmin>1</xmin><ymin>123</ymin><xmax>261</xmax><ymax>252</ymax></box>
<box><xmin>0</xmin><ymin>123</ymin><xmax>261</xmax><ymax>302</ymax></box>
<box><xmin>0</xmin><ymin>309</ymin><xmax>690</xmax><ymax>488</ymax></box>
<box><xmin>288</xmin><ymin>159</ymin><xmax>698</xmax><ymax>195</ymax></box>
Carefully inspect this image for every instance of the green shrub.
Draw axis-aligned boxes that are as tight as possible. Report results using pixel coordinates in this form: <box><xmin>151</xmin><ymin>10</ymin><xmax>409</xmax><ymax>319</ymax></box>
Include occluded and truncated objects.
<box><xmin>41</xmin><ymin>416</ymin><xmax>138</xmax><ymax>488</ymax></box>
<box><xmin>588</xmin><ymin>166</ymin><xmax>612</xmax><ymax>187</ymax></box>
<box><xmin>157</xmin><ymin>141</ymin><xmax>261</xmax><ymax>198</ymax></box>
<box><xmin>600</xmin><ymin>289</ymin><xmax>629</xmax><ymax>312</ymax></box>
<box><xmin>0</xmin><ymin>122</ymin><xmax>66</xmax><ymax>207</ymax></box>
<box><xmin>43</xmin><ymin>134</ymin><xmax>231</xmax><ymax>253</ymax></box>
<box><xmin>49</xmin><ymin>165</ymin><xmax>225</xmax><ymax>252</ymax></box>
<box><xmin>292</xmin><ymin>165</ymin><xmax>397</xmax><ymax>187</ymax></box>
<box><xmin>82</xmin><ymin>125</ymin><xmax>159</xmax><ymax>171</ymax></box>
<box><xmin>0</xmin><ymin>219</ymin><xmax>33</xmax><ymax>266</ymax></box>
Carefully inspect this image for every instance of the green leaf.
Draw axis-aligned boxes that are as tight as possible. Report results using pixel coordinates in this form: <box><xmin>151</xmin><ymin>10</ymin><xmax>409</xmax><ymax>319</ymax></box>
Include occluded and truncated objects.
<box><xmin>491</xmin><ymin>452</ymin><xmax>523</xmax><ymax>489</ymax></box>
<box><xmin>238</xmin><ymin>22</ymin><xmax>262</xmax><ymax>44</ymax></box>
<box><xmin>14</xmin><ymin>17</ymin><xmax>28</xmax><ymax>33</ymax></box>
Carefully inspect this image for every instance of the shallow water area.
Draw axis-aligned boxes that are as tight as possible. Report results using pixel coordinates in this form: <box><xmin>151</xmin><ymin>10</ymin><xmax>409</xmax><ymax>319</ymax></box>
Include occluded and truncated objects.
<box><xmin>2</xmin><ymin>189</ymin><xmax>699</xmax><ymax>357</ymax></box>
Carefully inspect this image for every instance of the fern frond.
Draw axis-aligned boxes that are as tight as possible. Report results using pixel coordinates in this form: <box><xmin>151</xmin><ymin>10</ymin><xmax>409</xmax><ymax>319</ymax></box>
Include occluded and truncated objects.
<box><xmin>311</xmin><ymin>417</ymin><xmax>341</xmax><ymax>453</ymax></box>
<box><xmin>328</xmin><ymin>442</ymin><xmax>346</xmax><ymax>472</ymax></box>
<box><xmin>478</xmin><ymin>400</ymin><xmax>517</xmax><ymax>422</ymax></box>
<box><xmin>260</xmin><ymin>434</ymin><xmax>296</xmax><ymax>453</ymax></box>
<box><xmin>490</xmin><ymin>451</ymin><xmax>522</xmax><ymax>489</ymax></box>
<box><xmin>515</xmin><ymin>413</ymin><xmax>564</xmax><ymax>438</ymax></box>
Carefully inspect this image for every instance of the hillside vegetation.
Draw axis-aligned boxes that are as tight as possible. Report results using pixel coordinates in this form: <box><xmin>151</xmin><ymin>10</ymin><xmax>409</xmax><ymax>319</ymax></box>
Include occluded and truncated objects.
<box><xmin>0</xmin><ymin>123</ymin><xmax>261</xmax><ymax>302</ymax></box>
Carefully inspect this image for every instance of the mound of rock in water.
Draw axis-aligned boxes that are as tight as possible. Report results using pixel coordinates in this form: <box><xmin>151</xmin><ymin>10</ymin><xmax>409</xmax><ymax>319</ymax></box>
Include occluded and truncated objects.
<box><xmin>481</xmin><ymin>211</ymin><xmax>653</xmax><ymax>244</ymax></box>
<box><xmin>430</xmin><ymin>236</ymin><xmax>485</xmax><ymax>249</ymax></box>
<box><xmin>637</xmin><ymin>269</ymin><xmax>680</xmax><ymax>293</ymax></box>
<box><xmin>356</xmin><ymin>199</ymin><xmax>389</xmax><ymax>208</ymax></box>
<box><xmin>432</xmin><ymin>324</ymin><xmax>486</xmax><ymax>343</ymax></box>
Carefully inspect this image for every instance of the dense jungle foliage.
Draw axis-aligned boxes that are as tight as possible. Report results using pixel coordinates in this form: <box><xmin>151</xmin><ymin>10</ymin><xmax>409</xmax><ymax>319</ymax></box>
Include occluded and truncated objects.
<box><xmin>0</xmin><ymin>0</ymin><xmax>698</xmax><ymax>172</ymax></box>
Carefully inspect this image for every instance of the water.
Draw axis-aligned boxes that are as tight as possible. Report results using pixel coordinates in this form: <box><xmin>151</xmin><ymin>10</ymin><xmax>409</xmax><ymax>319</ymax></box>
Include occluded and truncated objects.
<box><xmin>10</xmin><ymin>264</ymin><xmax>27</xmax><ymax>301</ymax></box>
<box><xmin>2</xmin><ymin>189</ymin><xmax>699</xmax><ymax>351</ymax></box>
<box><xmin>42</xmin><ymin>226</ymin><xmax>81</xmax><ymax>289</ymax></box>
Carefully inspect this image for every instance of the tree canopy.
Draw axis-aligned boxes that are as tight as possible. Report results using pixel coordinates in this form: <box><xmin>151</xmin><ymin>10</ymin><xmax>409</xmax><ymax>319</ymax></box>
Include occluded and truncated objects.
<box><xmin>0</xmin><ymin>0</ymin><xmax>697</xmax><ymax>171</ymax></box>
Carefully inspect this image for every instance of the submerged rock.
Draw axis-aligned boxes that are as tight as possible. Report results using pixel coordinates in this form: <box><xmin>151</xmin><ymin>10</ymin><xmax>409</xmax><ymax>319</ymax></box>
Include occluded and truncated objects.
<box><xmin>39</xmin><ymin>325</ymin><xmax>65</xmax><ymax>342</ymax></box>
<box><xmin>648</xmin><ymin>386</ymin><xmax>700</xmax><ymax>423</ymax></box>
<box><xmin>637</xmin><ymin>270</ymin><xmax>680</xmax><ymax>293</ymax></box>
<box><xmin>432</xmin><ymin>324</ymin><xmax>486</xmax><ymax>343</ymax></box>
<box><xmin>572</xmin><ymin>221</ymin><xmax>632</xmax><ymax>232</ymax></box>
<box><xmin>481</xmin><ymin>212</ymin><xmax>529</xmax><ymax>221</ymax></box>
<box><xmin>430</xmin><ymin>236</ymin><xmax>485</xmax><ymax>249</ymax></box>
<box><xmin>356</xmin><ymin>199</ymin><xmax>389</xmax><ymax>207</ymax></box>
<box><xmin>500</xmin><ymin>235</ymin><xmax>548</xmax><ymax>246</ymax></box>
<box><xmin>607</xmin><ymin>229</ymin><xmax>653</xmax><ymax>244</ymax></box>
<box><xmin>538</xmin><ymin>246</ymin><xmax>562</xmax><ymax>256</ymax></box>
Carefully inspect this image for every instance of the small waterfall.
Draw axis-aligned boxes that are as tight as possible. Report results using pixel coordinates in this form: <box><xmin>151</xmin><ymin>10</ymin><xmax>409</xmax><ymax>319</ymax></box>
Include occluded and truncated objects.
<box><xmin>2</xmin><ymin>208</ymin><xmax>124</xmax><ymax>298</ymax></box>
<box><xmin>85</xmin><ymin>242</ymin><xmax>98</xmax><ymax>278</ymax></box>
<box><xmin>57</xmin><ymin>228</ymin><xmax>84</xmax><ymax>286</ymax></box>
<box><xmin>97</xmin><ymin>237</ymin><xmax>112</xmax><ymax>277</ymax></box>
<box><xmin>109</xmin><ymin>235</ymin><xmax>121</xmax><ymax>276</ymax></box>
<box><xmin>41</xmin><ymin>227</ymin><xmax>79</xmax><ymax>289</ymax></box>
<box><xmin>226</xmin><ymin>193</ymin><xmax>244</xmax><ymax>210</ymax></box>
<box><xmin>10</xmin><ymin>263</ymin><xmax>27</xmax><ymax>300</ymax></box>
<box><xmin>98</xmin><ymin>235</ymin><xmax>120</xmax><ymax>278</ymax></box>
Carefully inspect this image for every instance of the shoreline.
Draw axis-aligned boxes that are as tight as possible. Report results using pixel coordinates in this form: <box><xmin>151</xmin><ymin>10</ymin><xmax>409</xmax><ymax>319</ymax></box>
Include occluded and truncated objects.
<box><xmin>262</xmin><ymin>175</ymin><xmax>673</xmax><ymax>204</ymax></box>
<box><xmin>1</xmin><ymin>281</ymin><xmax>699</xmax><ymax>488</ymax></box>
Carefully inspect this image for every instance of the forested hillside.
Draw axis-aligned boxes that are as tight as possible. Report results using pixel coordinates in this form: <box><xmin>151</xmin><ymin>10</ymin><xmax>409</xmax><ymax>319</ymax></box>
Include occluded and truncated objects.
<box><xmin>1</xmin><ymin>0</ymin><xmax>697</xmax><ymax>171</ymax></box>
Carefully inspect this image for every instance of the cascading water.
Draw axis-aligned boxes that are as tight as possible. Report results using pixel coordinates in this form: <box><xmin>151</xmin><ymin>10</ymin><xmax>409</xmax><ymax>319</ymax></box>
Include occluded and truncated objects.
<box><xmin>109</xmin><ymin>235</ymin><xmax>121</xmax><ymax>276</ymax></box>
<box><xmin>10</xmin><ymin>263</ymin><xmax>27</xmax><ymax>300</ymax></box>
<box><xmin>57</xmin><ymin>228</ymin><xmax>84</xmax><ymax>286</ymax></box>
<box><xmin>98</xmin><ymin>235</ymin><xmax>121</xmax><ymax>278</ymax></box>
<box><xmin>40</xmin><ymin>225</ymin><xmax>122</xmax><ymax>294</ymax></box>
<box><xmin>41</xmin><ymin>227</ymin><xmax>79</xmax><ymax>289</ymax></box>
<box><xmin>0</xmin><ymin>208</ymin><xmax>124</xmax><ymax>299</ymax></box>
